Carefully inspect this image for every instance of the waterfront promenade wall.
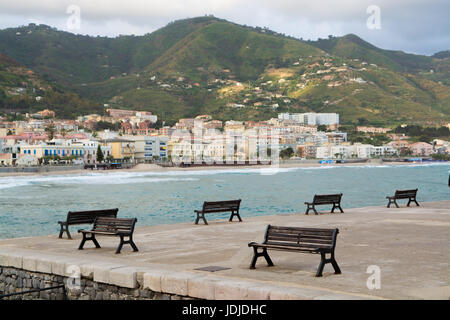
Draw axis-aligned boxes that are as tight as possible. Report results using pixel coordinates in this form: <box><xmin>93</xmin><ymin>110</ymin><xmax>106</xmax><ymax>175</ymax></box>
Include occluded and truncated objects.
<box><xmin>0</xmin><ymin>165</ymin><xmax>84</xmax><ymax>174</ymax></box>
<box><xmin>0</xmin><ymin>266</ymin><xmax>191</xmax><ymax>300</ymax></box>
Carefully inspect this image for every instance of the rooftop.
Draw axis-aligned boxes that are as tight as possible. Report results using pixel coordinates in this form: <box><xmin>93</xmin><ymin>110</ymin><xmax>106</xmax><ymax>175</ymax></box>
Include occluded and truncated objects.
<box><xmin>0</xmin><ymin>200</ymin><xmax>449</xmax><ymax>300</ymax></box>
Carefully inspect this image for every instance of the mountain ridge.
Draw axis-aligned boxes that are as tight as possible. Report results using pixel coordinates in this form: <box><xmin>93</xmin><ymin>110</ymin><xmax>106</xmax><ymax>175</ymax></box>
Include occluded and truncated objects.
<box><xmin>0</xmin><ymin>17</ymin><xmax>448</xmax><ymax>125</ymax></box>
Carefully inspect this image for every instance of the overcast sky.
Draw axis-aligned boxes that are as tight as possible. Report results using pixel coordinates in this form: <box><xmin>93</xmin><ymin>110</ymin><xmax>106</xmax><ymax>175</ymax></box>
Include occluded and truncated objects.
<box><xmin>0</xmin><ymin>0</ymin><xmax>448</xmax><ymax>55</ymax></box>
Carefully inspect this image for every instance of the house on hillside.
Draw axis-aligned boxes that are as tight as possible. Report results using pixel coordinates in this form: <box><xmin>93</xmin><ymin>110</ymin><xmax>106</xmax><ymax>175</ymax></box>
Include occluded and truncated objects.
<box><xmin>409</xmin><ymin>142</ymin><xmax>433</xmax><ymax>156</ymax></box>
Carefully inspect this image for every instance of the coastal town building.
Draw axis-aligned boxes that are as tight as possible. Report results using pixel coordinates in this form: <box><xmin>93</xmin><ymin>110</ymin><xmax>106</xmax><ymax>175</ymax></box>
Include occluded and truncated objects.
<box><xmin>19</xmin><ymin>140</ymin><xmax>85</xmax><ymax>163</ymax></box>
<box><xmin>278</xmin><ymin>112</ymin><xmax>339</xmax><ymax>126</ymax></box>
<box><xmin>409</xmin><ymin>142</ymin><xmax>433</xmax><ymax>156</ymax></box>
<box><xmin>100</xmin><ymin>138</ymin><xmax>135</xmax><ymax>162</ymax></box>
<box><xmin>0</xmin><ymin>108</ymin><xmax>448</xmax><ymax>168</ymax></box>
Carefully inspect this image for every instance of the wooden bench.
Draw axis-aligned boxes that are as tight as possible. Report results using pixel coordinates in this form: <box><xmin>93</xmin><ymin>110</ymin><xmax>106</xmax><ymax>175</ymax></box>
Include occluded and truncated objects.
<box><xmin>386</xmin><ymin>189</ymin><xmax>419</xmax><ymax>208</ymax></box>
<box><xmin>194</xmin><ymin>199</ymin><xmax>242</xmax><ymax>225</ymax></box>
<box><xmin>304</xmin><ymin>193</ymin><xmax>343</xmax><ymax>215</ymax></box>
<box><xmin>248</xmin><ymin>225</ymin><xmax>341</xmax><ymax>277</ymax></box>
<box><xmin>78</xmin><ymin>217</ymin><xmax>138</xmax><ymax>254</ymax></box>
<box><xmin>58</xmin><ymin>208</ymin><xmax>118</xmax><ymax>239</ymax></box>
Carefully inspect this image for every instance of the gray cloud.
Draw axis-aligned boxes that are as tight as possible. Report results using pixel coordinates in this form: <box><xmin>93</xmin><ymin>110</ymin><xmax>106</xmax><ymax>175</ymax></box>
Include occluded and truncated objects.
<box><xmin>0</xmin><ymin>0</ymin><xmax>448</xmax><ymax>55</ymax></box>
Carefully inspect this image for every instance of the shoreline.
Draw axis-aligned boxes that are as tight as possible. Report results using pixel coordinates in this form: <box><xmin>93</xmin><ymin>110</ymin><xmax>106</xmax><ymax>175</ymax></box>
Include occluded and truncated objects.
<box><xmin>0</xmin><ymin>161</ymin><xmax>447</xmax><ymax>178</ymax></box>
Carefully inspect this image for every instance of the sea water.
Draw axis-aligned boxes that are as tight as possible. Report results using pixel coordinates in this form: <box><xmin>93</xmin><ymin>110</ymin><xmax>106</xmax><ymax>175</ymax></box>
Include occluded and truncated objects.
<box><xmin>0</xmin><ymin>163</ymin><xmax>449</xmax><ymax>239</ymax></box>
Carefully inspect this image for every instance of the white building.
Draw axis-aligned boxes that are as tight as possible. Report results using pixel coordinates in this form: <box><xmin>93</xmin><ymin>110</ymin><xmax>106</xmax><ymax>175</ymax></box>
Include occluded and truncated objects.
<box><xmin>278</xmin><ymin>113</ymin><xmax>339</xmax><ymax>126</ymax></box>
<box><xmin>355</xmin><ymin>144</ymin><xmax>398</xmax><ymax>158</ymax></box>
<box><xmin>143</xmin><ymin>136</ymin><xmax>168</xmax><ymax>161</ymax></box>
<box><xmin>72</xmin><ymin>139</ymin><xmax>111</xmax><ymax>164</ymax></box>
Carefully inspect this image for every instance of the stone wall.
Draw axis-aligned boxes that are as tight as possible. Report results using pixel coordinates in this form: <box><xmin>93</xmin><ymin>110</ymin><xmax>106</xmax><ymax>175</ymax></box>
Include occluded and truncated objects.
<box><xmin>0</xmin><ymin>165</ymin><xmax>84</xmax><ymax>174</ymax></box>
<box><xmin>0</xmin><ymin>249</ymin><xmax>309</xmax><ymax>300</ymax></box>
<box><xmin>0</xmin><ymin>266</ymin><xmax>194</xmax><ymax>300</ymax></box>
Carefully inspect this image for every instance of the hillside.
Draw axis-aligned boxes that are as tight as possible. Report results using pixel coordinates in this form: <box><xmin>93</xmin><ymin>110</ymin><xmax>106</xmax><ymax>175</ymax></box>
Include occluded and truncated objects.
<box><xmin>0</xmin><ymin>53</ymin><xmax>103</xmax><ymax>118</ymax></box>
<box><xmin>0</xmin><ymin>17</ymin><xmax>448</xmax><ymax>125</ymax></box>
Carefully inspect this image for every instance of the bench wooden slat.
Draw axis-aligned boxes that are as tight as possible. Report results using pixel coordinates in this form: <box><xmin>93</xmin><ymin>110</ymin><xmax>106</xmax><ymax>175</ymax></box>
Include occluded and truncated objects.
<box><xmin>250</xmin><ymin>243</ymin><xmax>321</xmax><ymax>252</ymax></box>
<box><xmin>268</xmin><ymin>229</ymin><xmax>335</xmax><ymax>235</ymax></box>
<box><xmin>267</xmin><ymin>236</ymin><xmax>333</xmax><ymax>245</ymax></box>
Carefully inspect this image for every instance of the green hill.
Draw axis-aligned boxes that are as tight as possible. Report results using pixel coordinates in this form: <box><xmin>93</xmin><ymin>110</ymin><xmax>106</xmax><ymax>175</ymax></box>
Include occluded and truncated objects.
<box><xmin>0</xmin><ymin>17</ymin><xmax>448</xmax><ymax>125</ymax></box>
<box><xmin>310</xmin><ymin>34</ymin><xmax>434</xmax><ymax>72</ymax></box>
<box><xmin>0</xmin><ymin>53</ymin><xmax>103</xmax><ymax>118</ymax></box>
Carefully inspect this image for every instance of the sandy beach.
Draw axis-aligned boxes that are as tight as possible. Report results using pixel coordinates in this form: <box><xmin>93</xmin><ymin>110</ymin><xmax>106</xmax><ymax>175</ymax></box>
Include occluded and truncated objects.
<box><xmin>0</xmin><ymin>160</ymin><xmax>429</xmax><ymax>178</ymax></box>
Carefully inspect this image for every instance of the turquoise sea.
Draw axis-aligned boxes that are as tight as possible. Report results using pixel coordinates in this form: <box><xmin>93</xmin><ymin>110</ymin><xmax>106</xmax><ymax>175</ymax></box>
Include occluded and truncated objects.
<box><xmin>0</xmin><ymin>163</ymin><xmax>449</xmax><ymax>239</ymax></box>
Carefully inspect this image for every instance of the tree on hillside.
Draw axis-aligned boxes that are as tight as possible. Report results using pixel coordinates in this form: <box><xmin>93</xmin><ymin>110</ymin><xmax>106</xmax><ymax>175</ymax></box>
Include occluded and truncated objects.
<box><xmin>280</xmin><ymin>147</ymin><xmax>294</xmax><ymax>159</ymax></box>
<box><xmin>60</xmin><ymin>128</ymin><xmax>68</xmax><ymax>137</ymax></box>
<box><xmin>96</xmin><ymin>145</ymin><xmax>104</xmax><ymax>163</ymax></box>
<box><xmin>357</xmin><ymin>117</ymin><xmax>370</xmax><ymax>125</ymax></box>
<box><xmin>45</xmin><ymin>122</ymin><xmax>56</xmax><ymax>140</ymax></box>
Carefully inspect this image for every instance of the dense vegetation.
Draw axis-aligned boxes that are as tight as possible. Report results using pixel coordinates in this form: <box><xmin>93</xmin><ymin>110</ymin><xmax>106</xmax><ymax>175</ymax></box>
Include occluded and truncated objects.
<box><xmin>0</xmin><ymin>16</ymin><xmax>448</xmax><ymax>125</ymax></box>
<box><xmin>393</xmin><ymin>125</ymin><xmax>449</xmax><ymax>143</ymax></box>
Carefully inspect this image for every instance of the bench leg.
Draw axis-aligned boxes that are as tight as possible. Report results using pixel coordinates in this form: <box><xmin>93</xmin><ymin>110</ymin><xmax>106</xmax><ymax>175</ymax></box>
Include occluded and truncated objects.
<box><xmin>116</xmin><ymin>235</ymin><xmax>139</xmax><ymax>254</ymax></box>
<box><xmin>312</xmin><ymin>206</ymin><xmax>318</xmax><ymax>215</ymax></box>
<box><xmin>337</xmin><ymin>205</ymin><xmax>344</xmax><ymax>213</ymax></box>
<box><xmin>66</xmin><ymin>228</ymin><xmax>72</xmax><ymax>240</ymax></box>
<box><xmin>58</xmin><ymin>224</ymin><xmax>64</xmax><ymax>238</ymax></box>
<box><xmin>330</xmin><ymin>255</ymin><xmax>341</xmax><ymax>275</ymax></box>
<box><xmin>58</xmin><ymin>223</ymin><xmax>72</xmax><ymax>239</ymax></box>
<box><xmin>116</xmin><ymin>235</ymin><xmax>124</xmax><ymax>254</ymax></box>
<box><xmin>229</xmin><ymin>212</ymin><xmax>242</xmax><ymax>222</ymax></box>
<box><xmin>408</xmin><ymin>198</ymin><xmax>419</xmax><ymax>207</ymax></box>
<box><xmin>195</xmin><ymin>213</ymin><xmax>199</xmax><ymax>224</ymax></box>
<box><xmin>306</xmin><ymin>204</ymin><xmax>318</xmax><ymax>215</ymax></box>
<box><xmin>316</xmin><ymin>252</ymin><xmax>341</xmax><ymax>277</ymax></box>
<box><xmin>195</xmin><ymin>212</ymin><xmax>208</xmax><ymax>225</ymax></box>
<box><xmin>262</xmin><ymin>248</ymin><xmax>274</xmax><ymax>267</ymax></box>
<box><xmin>91</xmin><ymin>235</ymin><xmax>101</xmax><ymax>248</ymax></box>
<box><xmin>129</xmin><ymin>236</ymin><xmax>139</xmax><ymax>252</ymax></box>
<box><xmin>249</xmin><ymin>247</ymin><xmax>259</xmax><ymax>269</ymax></box>
<box><xmin>78</xmin><ymin>233</ymin><xmax>87</xmax><ymax>250</ymax></box>
<box><xmin>78</xmin><ymin>233</ymin><xmax>101</xmax><ymax>250</ymax></box>
<box><xmin>387</xmin><ymin>198</ymin><xmax>399</xmax><ymax>208</ymax></box>
<box><xmin>249</xmin><ymin>247</ymin><xmax>274</xmax><ymax>269</ymax></box>
<box><xmin>316</xmin><ymin>253</ymin><xmax>327</xmax><ymax>277</ymax></box>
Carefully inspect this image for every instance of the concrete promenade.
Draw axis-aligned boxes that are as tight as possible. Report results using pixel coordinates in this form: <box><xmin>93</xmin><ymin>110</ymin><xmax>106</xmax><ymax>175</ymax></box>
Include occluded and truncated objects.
<box><xmin>1</xmin><ymin>200</ymin><xmax>449</xmax><ymax>300</ymax></box>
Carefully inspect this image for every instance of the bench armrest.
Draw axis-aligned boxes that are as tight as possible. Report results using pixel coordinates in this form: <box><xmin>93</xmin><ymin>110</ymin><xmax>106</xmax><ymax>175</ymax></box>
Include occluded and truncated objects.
<box><xmin>248</xmin><ymin>241</ymin><xmax>259</xmax><ymax>247</ymax></box>
<box><xmin>304</xmin><ymin>202</ymin><xmax>312</xmax><ymax>205</ymax></box>
<box><xmin>58</xmin><ymin>221</ymin><xmax>67</xmax><ymax>225</ymax></box>
<box><xmin>194</xmin><ymin>210</ymin><xmax>203</xmax><ymax>213</ymax></box>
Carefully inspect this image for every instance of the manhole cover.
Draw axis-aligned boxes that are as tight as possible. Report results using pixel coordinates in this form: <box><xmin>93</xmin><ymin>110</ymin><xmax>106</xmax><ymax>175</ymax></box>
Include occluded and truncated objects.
<box><xmin>194</xmin><ymin>266</ymin><xmax>231</xmax><ymax>272</ymax></box>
